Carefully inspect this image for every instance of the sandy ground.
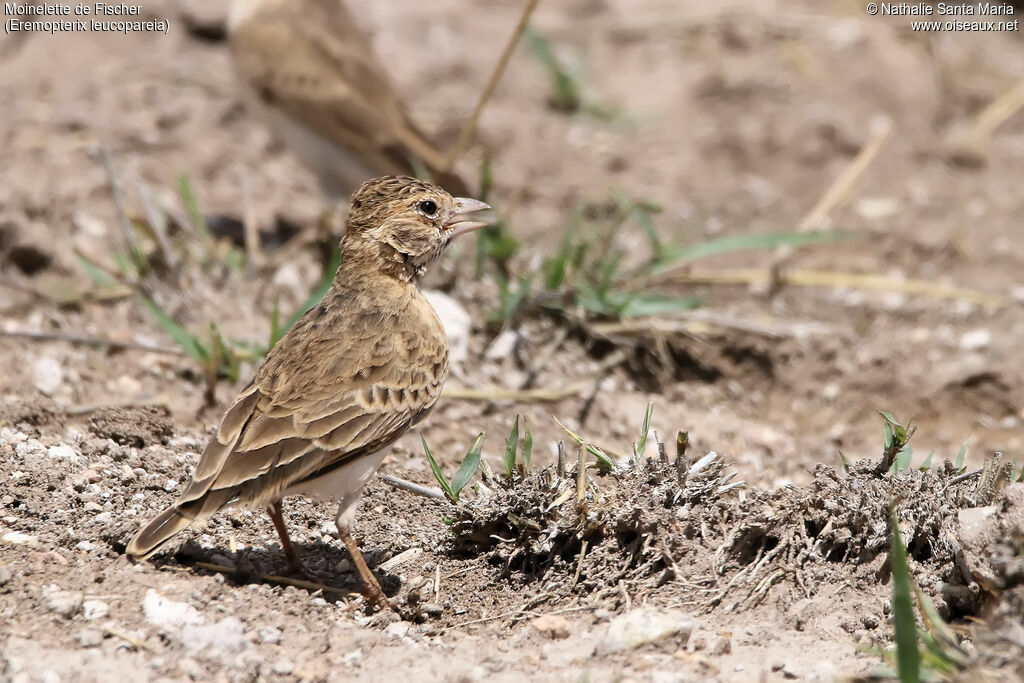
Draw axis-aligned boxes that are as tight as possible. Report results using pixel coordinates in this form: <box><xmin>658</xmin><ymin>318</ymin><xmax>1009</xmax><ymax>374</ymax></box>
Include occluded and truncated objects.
<box><xmin>2</xmin><ymin>0</ymin><xmax>1024</xmax><ymax>681</ymax></box>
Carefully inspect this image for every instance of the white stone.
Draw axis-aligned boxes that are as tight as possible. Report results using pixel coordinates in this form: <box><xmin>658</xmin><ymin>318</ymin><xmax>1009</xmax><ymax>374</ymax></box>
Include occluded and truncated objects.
<box><xmin>14</xmin><ymin>439</ymin><xmax>45</xmax><ymax>461</ymax></box>
<box><xmin>855</xmin><ymin>197</ymin><xmax>899</xmax><ymax>221</ymax></box>
<box><xmin>180</xmin><ymin>617</ymin><xmax>248</xmax><ymax>655</ymax></box>
<box><xmin>384</xmin><ymin>621</ymin><xmax>410</xmax><ymax>640</ymax></box>
<box><xmin>1</xmin><ymin>531</ymin><xmax>39</xmax><ymax>547</ymax></box>
<box><xmin>0</xmin><ymin>429</ymin><xmax>28</xmax><ymax>444</ymax></box>
<box><xmin>47</xmin><ymin>445</ymin><xmax>79</xmax><ymax>461</ymax></box>
<box><xmin>142</xmin><ymin>589</ymin><xmax>205</xmax><ymax>629</ymax></box>
<box><xmin>44</xmin><ymin>588</ymin><xmax>83</xmax><ymax>617</ymax></box>
<box><xmin>32</xmin><ymin>357</ymin><xmax>64</xmax><ymax>396</ymax></box>
<box><xmin>78</xmin><ymin>627</ymin><xmax>104</xmax><ymax>648</ymax></box>
<box><xmin>422</xmin><ymin>290</ymin><xmax>471</xmax><ymax>363</ymax></box>
<box><xmin>258</xmin><ymin>626</ymin><xmax>282</xmax><ymax>644</ymax></box>
<box><xmin>484</xmin><ymin>329</ymin><xmax>518</xmax><ymax>361</ymax></box>
<box><xmin>959</xmin><ymin>329</ymin><xmax>992</xmax><ymax>351</ymax></box>
<box><xmin>596</xmin><ymin>608</ymin><xmax>695</xmax><ymax>654</ymax></box>
<box><xmin>82</xmin><ymin>600</ymin><xmax>110</xmax><ymax>621</ymax></box>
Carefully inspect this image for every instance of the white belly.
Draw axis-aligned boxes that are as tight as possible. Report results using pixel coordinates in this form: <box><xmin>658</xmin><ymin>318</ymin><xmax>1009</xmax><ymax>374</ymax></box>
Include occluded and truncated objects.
<box><xmin>282</xmin><ymin>450</ymin><xmax>388</xmax><ymax>531</ymax></box>
<box><xmin>284</xmin><ymin>450</ymin><xmax>388</xmax><ymax>502</ymax></box>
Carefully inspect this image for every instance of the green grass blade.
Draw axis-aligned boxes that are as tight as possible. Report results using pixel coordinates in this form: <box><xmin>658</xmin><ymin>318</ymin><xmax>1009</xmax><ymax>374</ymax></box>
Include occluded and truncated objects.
<box><xmin>77</xmin><ymin>254</ymin><xmax>118</xmax><ymax>287</ymax></box>
<box><xmin>451</xmin><ymin>433</ymin><xmax>485</xmax><ymax>500</ymax></box>
<box><xmin>524</xmin><ymin>27</ymin><xmax>581</xmax><ymax>113</ymax></box>
<box><xmin>589</xmin><ymin>444</ymin><xmax>614</xmax><ymax>473</ymax></box>
<box><xmin>269</xmin><ymin>298</ymin><xmax>283</xmax><ymax>349</ymax></box>
<box><xmin>503</xmin><ymin>415</ymin><xmax>520</xmax><ymax>478</ymax></box>
<box><xmin>635</xmin><ymin>402</ymin><xmax>653</xmax><ymax>457</ymax></box>
<box><xmin>918</xmin><ymin>451</ymin><xmax>934</xmax><ymax>472</ymax></box>
<box><xmin>522</xmin><ymin>419</ymin><xmax>533</xmax><ymax>469</ymax></box>
<box><xmin>176</xmin><ymin>174</ymin><xmax>212</xmax><ymax>241</ymax></box>
<box><xmin>955</xmin><ymin>441</ymin><xmax>968</xmax><ymax>472</ymax></box>
<box><xmin>650</xmin><ymin>231</ymin><xmax>852</xmax><ymax>275</ymax></box>
<box><xmin>495</xmin><ymin>274</ymin><xmax>534</xmax><ymax>322</ymax></box>
<box><xmin>894</xmin><ymin>445</ymin><xmax>913</xmax><ymax>473</ymax></box>
<box><xmin>617</xmin><ymin>292</ymin><xmax>702</xmax><ymax>318</ymax></box>
<box><xmin>881</xmin><ymin>413</ymin><xmax>896</xmax><ymax>451</ymax></box>
<box><xmin>889</xmin><ymin>506</ymin><xmax>921</xmax><ymax>683</ymax></box>
<box><xmin>139</xmin><ymin>294</ymin><xmax>207</xmax><ymax>363</ymax></box>
<box><xmin>422</xmin><ymin>436</ymin><xmax>455</xmax><ymax>503</ymax></box>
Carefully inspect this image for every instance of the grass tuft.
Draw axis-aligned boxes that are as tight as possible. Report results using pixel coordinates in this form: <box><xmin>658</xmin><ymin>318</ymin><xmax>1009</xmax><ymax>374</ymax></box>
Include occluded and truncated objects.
<box><xmin>423</xmin><ymin>433</ymin><xmax>485</xmax><ymax>505</ymax></box>
<box><xmin>889</xmin><ymin>505</ymin><xmax>921</xmax><ymax>683</ymax></box>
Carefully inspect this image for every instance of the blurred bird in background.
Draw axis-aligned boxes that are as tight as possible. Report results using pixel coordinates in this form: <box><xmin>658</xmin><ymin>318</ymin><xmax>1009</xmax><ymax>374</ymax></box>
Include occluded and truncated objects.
<box><xmin>227</xmin><ymin>0</ymin><xmax>469</xmax><ymax>199</ymax></box>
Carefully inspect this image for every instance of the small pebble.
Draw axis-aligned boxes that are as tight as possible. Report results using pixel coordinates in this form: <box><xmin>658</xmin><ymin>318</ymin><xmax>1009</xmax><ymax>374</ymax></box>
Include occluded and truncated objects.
<box><xmin>0</xmin><ymin>532</ymin><xmax>38</xmax><ymax>548</ymax></box>
<box><xmin>82</xmin><ymin>600</ymin><xmax>109</xmax><ymax>621</ymax></box>
<box><xmin>33</xmin><ymin>357</ymin><xmax>64</xmax><ymax>395</ymax></box>
<box><xmin>0</xmin><ymin>566</ymin><xmax>12</xmax><ymax>586</ymax></box>
<box><xmin>46</xmin><ymin>589</ymin><xmax>84</xmax><ymax>618</ymax></box>
<box><xmin>530</xmin><ymin>614</ymin><xmax>570</xmax><ymax>640</ymax></box>
<box><xmin>384</xmin><ymin>622</ymin><xmax>410</xmax><ymax>640</ymax></box>
<box><xmin>259</xmin><ymin>626</ymin><xmax>282</xmax><ymax>644</ymax></box>
<box><xmin>272</xmin><ymin>661</ymin><xmax>294</xmax><ymax>676</ymax></box>
<box><xmin>420</xmin><ymin>603</ymin><xmax>443</xmax><ymax>617</ymax></box>
<box><xmin>708</xmin><ymin>635</ymin><xmax>731</xmax><ymax>655</ymax></box>
<box><xmin>78</xmin><ymin>627</ymin><xmax>104</xmax><ymax>648</ymax></box>
<box><xmin>47</xmin><ymin>445</ymin><xmax>78</xmax><ymax>461</ymax></box>
<box><xmin>959</xmin><ymin>329</ymin><xmax>991</xmax><ymax>351</ymax></box>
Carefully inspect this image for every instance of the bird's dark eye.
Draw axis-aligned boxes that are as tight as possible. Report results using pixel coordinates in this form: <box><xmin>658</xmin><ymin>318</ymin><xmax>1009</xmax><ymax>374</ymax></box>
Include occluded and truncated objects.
<box><xmin>418</xmin><ymin>200</ymin><xmax>438</xmax><ymax>218</ymax></box>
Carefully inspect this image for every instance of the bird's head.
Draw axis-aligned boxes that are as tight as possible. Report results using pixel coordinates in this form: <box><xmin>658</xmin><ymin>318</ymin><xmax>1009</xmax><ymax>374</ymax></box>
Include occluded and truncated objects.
<box><xmin>342</xmin><ymin>176</ymin><xmax>493</xmax><ymax>282</ymax></box>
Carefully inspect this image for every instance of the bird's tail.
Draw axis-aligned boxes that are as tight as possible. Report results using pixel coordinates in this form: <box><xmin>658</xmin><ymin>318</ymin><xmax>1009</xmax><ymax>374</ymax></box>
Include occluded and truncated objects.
<box><xmin>126</xmin><ymin>487</ymin><xmax>239</xmax><ymax>560</ymax></box>
<box><xmin>125</xmin><ymin>505</ymin><xmax>194</xmax><ymax>560</ymax></box>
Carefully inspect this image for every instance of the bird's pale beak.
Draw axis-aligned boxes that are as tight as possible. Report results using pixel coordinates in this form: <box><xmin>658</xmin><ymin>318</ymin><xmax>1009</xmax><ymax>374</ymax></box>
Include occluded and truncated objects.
<box><xmin>444</xmin><ymin>197</ymin><xmax>494</xmax><ymax>238</ymax></box>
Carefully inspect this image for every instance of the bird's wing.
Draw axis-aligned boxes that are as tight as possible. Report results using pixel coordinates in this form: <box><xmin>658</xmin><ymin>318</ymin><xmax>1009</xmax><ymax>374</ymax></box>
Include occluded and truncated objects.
<box><xmin>228</xmin><ymin>0</ymin><xmax>456</xmax><ymax>182</ymax></box>
<box><xmin>177</xmin><ymin>296</ymin><xmax>448</xmax><ymax>514</ymax></box>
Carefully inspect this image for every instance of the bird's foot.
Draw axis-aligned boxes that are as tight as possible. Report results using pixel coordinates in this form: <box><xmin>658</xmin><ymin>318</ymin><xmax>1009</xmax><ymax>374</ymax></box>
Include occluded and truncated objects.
<box><xmin>360</xmin><ymin>581</ymin><xmax>396</xmax><ymax>613</ymax></box>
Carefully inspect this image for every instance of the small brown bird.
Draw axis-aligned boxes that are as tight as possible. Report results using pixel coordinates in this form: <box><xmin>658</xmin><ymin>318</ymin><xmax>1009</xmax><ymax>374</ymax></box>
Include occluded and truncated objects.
<box><xmin>127</xmin><ymin>176</ymin><xmax>491</xmax><ymax>607</ymax></box>
<box><xmin>228</xmin><ymin>0</ymin><xmax>469</xmax><ymax>197</ymax></box>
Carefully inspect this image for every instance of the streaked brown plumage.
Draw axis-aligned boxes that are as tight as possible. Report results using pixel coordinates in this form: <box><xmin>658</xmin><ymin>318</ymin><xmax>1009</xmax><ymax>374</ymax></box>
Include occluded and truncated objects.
<box><xmin>228</xmin><ymin>0</ymin><xmax>469</xmax><ymax>197</ymax></box>
<box><xmin>127</xmin><ymin>176</ymin><xmax>491</xmax><ymax>608</ymax></box>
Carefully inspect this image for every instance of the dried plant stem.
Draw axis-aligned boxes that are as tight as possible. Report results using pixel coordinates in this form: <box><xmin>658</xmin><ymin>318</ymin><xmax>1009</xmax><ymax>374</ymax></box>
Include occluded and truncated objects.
<box><xmin>0</xmin><ymin>328</ymin><xmax>184</xmax><ymax>355</ymax></box>
<box><xmin>970</xmin><ymin>79</ymin><xmax>1024</xmax><ymax>138</ymax></box>
<box><xmin>103</xmin><ymin>627</ymin><xmax>155</xmax><ymax>652</ymax></box>
<box><xmin>379</xmin><ymin>473</ymin><xmax>446</xmax><ymax>501</ymax></box>
<box><xmin>444</xmin><ymin>348</ymin><xmax>627</xmax><ymax>403</ymax></box>
<box><xmin>445</xmin><ymin>0</ymin><xmax>541</xmax><ymax>168</ymax></box>
<box><xmin>240</xmin><ymin>170</ymin><xmax>263</xmax><ymax>268</ymax></box>
<box><xmin>660</xmin><ymin>267</ymin><xmax>1005</xmax><ymax>308</ymax></box>
<box><xmin>576</xmin><ymin>441</ymin><xmax>587</xmax><ymax>504</ymax></box>
<box><xmin>769</xmin><ymin>119</ymin><xmax>893</xmax><ymax>285</ymax></box>
<box><xmin>571</xmin><ymin>539</ymin><xmax>589</xmax><ymax>588</ymax></box>
<box><xmin>797</xmin><ymin>119</ymin><xmax>893</xmax><ymax>233</ymax></box>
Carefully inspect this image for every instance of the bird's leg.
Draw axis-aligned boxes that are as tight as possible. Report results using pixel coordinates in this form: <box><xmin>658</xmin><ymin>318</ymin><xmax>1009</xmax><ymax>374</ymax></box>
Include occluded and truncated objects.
<box><xmin>337</xmin><ymin>527</ymin><xmax>393</xmax><ymax>611</ymax></box>
<box><xmin>266</xmin><ymin>500</ymin><xmax>304</xmax><ymax>574</ymax></box>
<box><xmin>335</xmin><ymin>494</ymin><xmax>394</xmax><ymax>611</ymax></box>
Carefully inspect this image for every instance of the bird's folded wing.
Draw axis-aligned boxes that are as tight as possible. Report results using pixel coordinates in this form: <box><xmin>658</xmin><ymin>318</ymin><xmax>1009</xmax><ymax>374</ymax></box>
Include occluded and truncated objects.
<box><xmin>229</xmin><ymin>9</ymin><xmax>452</xmax><ymax>178</ymax></box>
<box><xmin>179</xmin><ymin>334</ymin><xmax>445</xmax><ymax>510</ymax></box>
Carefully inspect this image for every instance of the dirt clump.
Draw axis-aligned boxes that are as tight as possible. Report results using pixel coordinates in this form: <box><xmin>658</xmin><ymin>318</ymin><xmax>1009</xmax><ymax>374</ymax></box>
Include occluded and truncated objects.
<box><xmin>87</xmin><ymin>405</ymin><xmax>175</xmax><ymax>447</ymax></box>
